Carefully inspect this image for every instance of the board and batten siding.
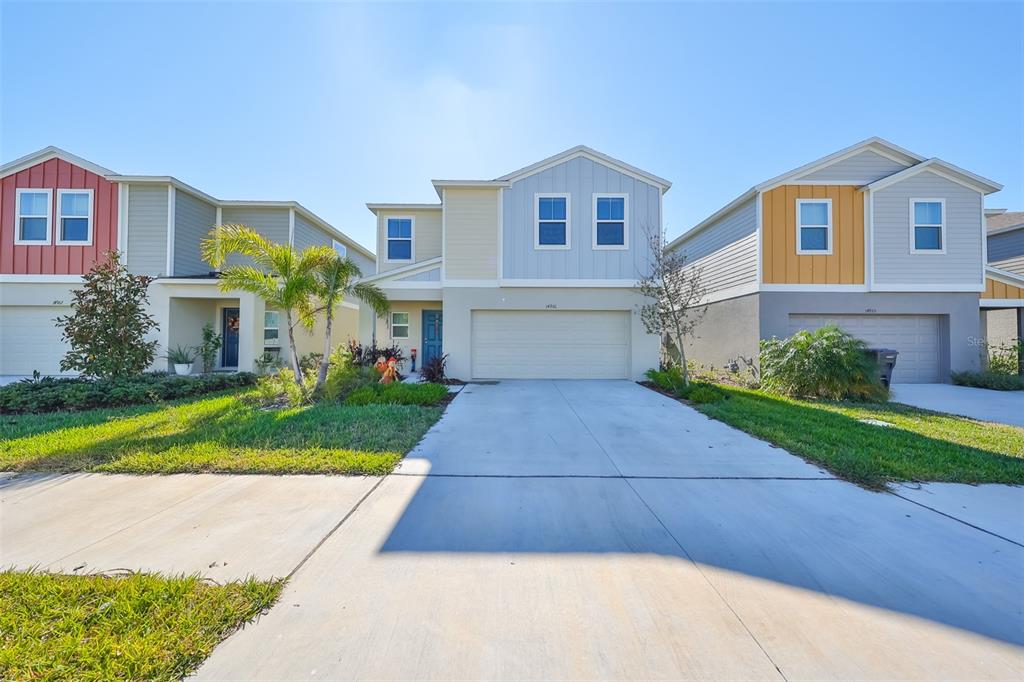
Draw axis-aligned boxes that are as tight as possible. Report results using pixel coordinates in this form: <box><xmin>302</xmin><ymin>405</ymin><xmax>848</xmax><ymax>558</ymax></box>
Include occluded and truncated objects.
<box><xmin>761</xmin><ymin>185</ymin><xmax>865</xmax><ymax>285</ymax></box>
<box><xmin>502</xmin><ymin>156</ymin><xmax>660</xmax><ymax>280</ymax></box>
<box><xmin>871</xmin><ymin>171</ymin><xmax>983</xmax><ymax>287</ymax></box>
<box><xmin>988</xmin><ymin>229</ymin><xmax>1024</xmax><ymax>276</ymax></box>
<box><xmin>376</xmin><ymin>209</ymin><xmax>441</xmax><ymax>273</ymax></box>
<box><xmin>796</xmin><ymin>150</ymin><xmax>911</xmax><ymax>184</ymax></box>
<box><xmin>983</xmin><ymin>276</ymin><xmax>1024</xmax><ymax>300</ymax></box>
<box><xmin>173</xmin><ymin>191</ymin><xmax>217</xmax><ymax>276</ymax></box>
<box><xmin>220</xmin><ymin>207</ymin><xmax>289</xmax><ymax>269</ymax></box>
<box><xmin>396</xmin><ymin>266</ymin><xmax>440</xmax><ymax>282</ymax></box>
<box><xmin>674</xmin><ymin>196</ymin><xmax>757</xmax><ymax>298</ymax></box>
<box><xmin>445</xmin><ymin>188</ymin><xmax>499</xmax><ymax>281</ymax></box>
<box><xmin>126</xmin><ymin>184</ymin><xmax>169</xmax><ymax>277</ymax></box>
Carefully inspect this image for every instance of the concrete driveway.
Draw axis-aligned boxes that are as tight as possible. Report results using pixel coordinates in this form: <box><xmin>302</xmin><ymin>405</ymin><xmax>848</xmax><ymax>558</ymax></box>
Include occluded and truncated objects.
<box><xmin>892</xmin><ymin>383</ymin><xmax>1024</xmax><ymax>427</ymax></box>
<box><xmin>193</xmin><ymin>380</ymin><xmax>1023</xmax><ymax>681</ymax></box>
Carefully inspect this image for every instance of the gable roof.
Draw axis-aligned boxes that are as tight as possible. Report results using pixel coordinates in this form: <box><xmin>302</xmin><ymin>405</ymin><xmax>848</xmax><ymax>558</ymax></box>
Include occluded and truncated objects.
<box><xmin>755</xmin><ymin>137</ymin><xmax>924</xmax><ymax>191</ymax></box>
<box><xmin>986</xmin><ymin>210</ymin><xmax>1024</xmax><ymax>235</ymax></box>
<box><xmin>358</xmin><ymin>256</ymin><xmax>443</xmax><ymax>284</ymax></box>
<box><xmin>495</xmin><ymin>145</ymin><xmax>672</xmax><ymax>191</ymax></box>
<box><xmin>0</xmin><ymin>145</ymin><xmax>117</xmax><ymax>178</ymax></box>
<box><xmin>862</xmin><ymin>157</ymin><xmax>1003</xmax><ymax>194</ymax></box>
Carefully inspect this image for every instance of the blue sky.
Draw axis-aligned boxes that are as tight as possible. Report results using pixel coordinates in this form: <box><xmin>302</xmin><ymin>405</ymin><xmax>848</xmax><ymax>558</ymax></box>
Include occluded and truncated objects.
<box><xmin>3</xmin><ymin>1</ymin><xmax>1021</xmax><ymax>251</ymax></box>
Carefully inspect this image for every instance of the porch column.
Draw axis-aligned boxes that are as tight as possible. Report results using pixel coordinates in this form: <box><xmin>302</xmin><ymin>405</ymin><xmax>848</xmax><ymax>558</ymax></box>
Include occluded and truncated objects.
<box><xmin>358</xmin><ymin>303</ymin><xmax>377</xmax><ymax>346</ymax></box>
<box><xmin>149</xmin><ymin>283</ymin><xmax>172</xmax><ymax>373</ymax></box>
<box><xmin>237</xmin><ymin>292</ymin><xmax>266</xmax><ymax>374</ymax></box>
<box><xmin>1018</xmin><ymin>308</ymin><xmax>1024</xmax><ymax>375</ymax></box>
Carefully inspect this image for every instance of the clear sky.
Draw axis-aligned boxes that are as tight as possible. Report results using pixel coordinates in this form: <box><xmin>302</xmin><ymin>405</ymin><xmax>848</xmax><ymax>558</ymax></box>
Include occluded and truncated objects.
<box><xmin>3</xmin><ymin>1</ymin><xmax>1022</xmax><ymax>252</ymax></box>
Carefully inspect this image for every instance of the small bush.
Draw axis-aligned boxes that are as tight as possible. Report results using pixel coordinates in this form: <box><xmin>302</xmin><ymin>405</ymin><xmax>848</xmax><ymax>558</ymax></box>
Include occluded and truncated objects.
<box><xmin>344</xmin><ymin>340</ymin><xmax>406</xmax><ymax>369</ymax></box>
<box><xmin>760</xmin><ymin>325</ymin><xmax>888</xmax><ymax>401</ymax></box>
<box><xmin>0</xmin><ymin>372</ymin><xmax>257</xmax><ymax>414</ymax></box>
<box><xmin>645</xmin><ymin>366</ymin><xmax>686</xmax><ymax>394</ymax></box>
<box><xmin>987</xmin><ymin>341</ymin><xmax>1023</xmax><ymax>375</ymax></box>
<box><xmin>344</xmin><ymin>382</ymin><xmax>448</xmax><ymax>406</ymax></box>
<box><xmin>687</xmin><ymin>384</ymin><xmax>727</xmax><ymax>404</ymax></box>
<box><xmin>952</xmin><ymin>371</ymin><xmax>1024</xmax><ymax>391</ymax></box>
<box><xmin>421</xmin><ymin>354</ymin><xmax>448</xmax><ymax>383</ymax></box>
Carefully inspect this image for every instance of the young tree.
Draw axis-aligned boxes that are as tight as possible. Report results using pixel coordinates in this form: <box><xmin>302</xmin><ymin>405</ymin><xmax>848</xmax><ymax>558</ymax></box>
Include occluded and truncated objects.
<box><xmin>57</xmin><ymin>251</ymin><xmax>160</xmax><ymax>378</ymax></box>
<box><xmin>636</xmin><ymin>228</ymin><xmax>707</xmax><ymax>386</ymax></box>
<box><xmin>201</xmin><ymin>224</ymin><xmax>331</xmax><ymax>386</ymax></box>
<box><xmin>311</xmin><ymin>256</ymin><xmax>389</xmax><ymax>392</ymax></box>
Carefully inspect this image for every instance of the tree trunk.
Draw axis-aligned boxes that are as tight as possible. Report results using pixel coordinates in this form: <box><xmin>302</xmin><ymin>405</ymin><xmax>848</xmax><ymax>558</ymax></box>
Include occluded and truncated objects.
<box><xmin>674</xmin><ymin>331</ymin><xmax>690</xmax><ymax>386</ymax></box>
<box><xmin>315</xmin><ymin>304</ymin><xmax>334</xmax><ymax>392</ymax></box>
<box><xmin>284</xmin><ymin>309</ymin><xmax>303</xmax><ymax>387</ymax></box>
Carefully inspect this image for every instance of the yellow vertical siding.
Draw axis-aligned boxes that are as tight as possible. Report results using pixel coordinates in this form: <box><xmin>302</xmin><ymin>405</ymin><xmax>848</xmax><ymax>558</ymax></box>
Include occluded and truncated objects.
<box><xmin>761</xmin><ymin>185</ymin><xmax>865</xmax><ymax>285</ymax></box>
<box><xmin>983</xmin><ymin>277</ymin><xmax>1024</xmax><ymax>299</ymax></box>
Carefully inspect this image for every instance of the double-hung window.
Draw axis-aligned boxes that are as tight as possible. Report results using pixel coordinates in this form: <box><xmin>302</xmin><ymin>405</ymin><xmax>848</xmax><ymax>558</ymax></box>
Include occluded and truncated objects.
<box><xmin>593</xmin><ymin>194</ymin><xmax>628</xmax><ymax>249</ymax></box>
<box><xmin>535</xmin><ymin>194</ymin><xmax>570</xmax><ymax>249</ymax></box>
<box><xmin>332</xmin><ymin>239</ymin><xmax>348</xmax><ymax>259</ymax></box>
<box><xmin>911</xmin><ymin>199</ymin><xmax>944</xmax><ymax>253</ymax></box>
<box><xmin>57</xmin><ymin>189</ymin><xmax>93</xmax><ymax>244</ymax></box>
<box><xmin>391</xmin><ymin>312</ymin><xmax>410</xmax><ymax>339</ymax></box>
<box><xmin>263</xmin><ymin>311</ymin><xmax>280</xmax><ymax>346</ymax></box>
<box><xmin>796</xmin><ymin>199</ymin><xmax>832</xmax><ymax>254</ymax></box>
<box><xmin>15</xmin><ymin>189</ymin><xmax>52</xmax><ymax>244</ymax></box>
<box><xmin>386</xmin><ymin>218</ymin><xmax>413</xmax><ymax>261</ymax></box>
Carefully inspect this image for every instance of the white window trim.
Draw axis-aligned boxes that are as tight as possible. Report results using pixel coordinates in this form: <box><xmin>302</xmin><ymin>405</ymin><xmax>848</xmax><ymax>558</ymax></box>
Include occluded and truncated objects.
<box><xmin>263</xmin><ymin>310</ymin><xmax>280</xmax><ymax>347</ymax></box>
<box><xmin>795</xmin><ymin>198</ymin><xmax>833</xmax><ymax>255</ymax></box>
<box><xmin>384</xmin><ymin>216</ymin><xmax>415</xmax><ymax>263</ymax></box>
<box><xmin>390</xmin><ymin>311</ymin><xmax>410</xmax><ymax>339</ymax></box>
<box><xmin>14</xmin><ymin>188</ymin><xmax>52</xmax><ymax>245</ymax></box>
<box><xmin>55</xmin><ymin>188</ymin><xmax>95</xmax><ymax>246</ymax></box>
<box><xmin>332</xmin><ymin>239</ymin><xmax>348</xmax><ymax>259</ymax></box>
<box><xmin>909</xmin><ymin>197</ymin><xmax>946</xmax><ymax>255</ymax></box>
<box><xmin>592</xmin><ymin>193</ymin><xmax>629</xmax><ymax>251</ymax></box>
<box><xmin>534</xmin><ymin>192</ymin><xmax>571</xmax><ymax>250</ymax></box>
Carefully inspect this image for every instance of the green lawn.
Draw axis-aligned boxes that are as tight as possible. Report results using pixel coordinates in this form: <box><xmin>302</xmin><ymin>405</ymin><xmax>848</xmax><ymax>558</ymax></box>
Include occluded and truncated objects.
<box><xmin>690</xmin><ymin>385</ymin><xmax>1024</xmax><ymax>488</ymax></box>
<box><xmin>0</xmin><ymin>391</ymin><xmax>443</xmax><ymax>475</ymax></box>
<box><xmin>0</xmin><ymin>570</ymin><xmax>281</xmax><ymax>681</ymax></box>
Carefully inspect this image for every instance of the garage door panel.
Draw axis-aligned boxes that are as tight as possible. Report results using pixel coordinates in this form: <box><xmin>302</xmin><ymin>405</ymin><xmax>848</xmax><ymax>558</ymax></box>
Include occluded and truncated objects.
<box><xmin>0</xmin><ymin>306</ymin><xmax>72</xmax><ymax>375</ymax></box>
<box><xmin>472</xmin><ymin>311</ymin><xmax>629</xmax><ymax>379</ymax></box>
<box><xmin>788</xmin><ymin>314</ymin><xmax>940</xmax><ymax>384</ymax></box>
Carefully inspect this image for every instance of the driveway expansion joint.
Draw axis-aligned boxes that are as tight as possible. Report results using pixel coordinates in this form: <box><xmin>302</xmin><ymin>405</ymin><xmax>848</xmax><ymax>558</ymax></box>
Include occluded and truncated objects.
<box><xmin>890</xmin><ymin>491</ymin><xmax>1024</xmax><ymax>549</ymax></box>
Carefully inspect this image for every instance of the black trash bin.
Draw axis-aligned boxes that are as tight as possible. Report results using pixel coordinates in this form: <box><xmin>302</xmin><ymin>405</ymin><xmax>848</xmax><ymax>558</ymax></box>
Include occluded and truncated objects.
<box><xmin>866</xmin><ymin>348</ymin><xmax>899</xmax><ymax>387</ymax></box>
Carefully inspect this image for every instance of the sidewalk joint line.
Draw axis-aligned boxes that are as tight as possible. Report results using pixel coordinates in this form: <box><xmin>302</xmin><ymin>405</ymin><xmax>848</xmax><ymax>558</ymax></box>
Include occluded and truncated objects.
<box><xmin>890</xmin><ymin>491</ymin><xmax>1024</xmax><ymax>549</ymax></box>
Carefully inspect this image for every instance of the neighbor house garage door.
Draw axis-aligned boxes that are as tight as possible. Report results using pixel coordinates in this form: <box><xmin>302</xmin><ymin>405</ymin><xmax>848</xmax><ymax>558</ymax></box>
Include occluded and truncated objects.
<box><xmin>788</xmin><ymin>314</ymin><xmax>940</xmax><ymax>383</ymax></box>
<box><xmin>0</xmin><ymin>306</ymin><xmax>73</xmax><ymax>376</ymax></box>
<box><xmin>471</xmin><ymin>310</ymin><xmax>629</xmax><ymax>379</ymax></box>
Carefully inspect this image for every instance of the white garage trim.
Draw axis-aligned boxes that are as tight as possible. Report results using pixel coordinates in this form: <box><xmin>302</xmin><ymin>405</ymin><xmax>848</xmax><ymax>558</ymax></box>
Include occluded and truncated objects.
<box><xmin>788</xmin><ymin>313</ymin><xmax>941</xmax><ymax>384</ymax></box>
<box><xmin>471</xmin><ymin>310</ymin><xmax>630</xmax><ymax>379</ymax></box>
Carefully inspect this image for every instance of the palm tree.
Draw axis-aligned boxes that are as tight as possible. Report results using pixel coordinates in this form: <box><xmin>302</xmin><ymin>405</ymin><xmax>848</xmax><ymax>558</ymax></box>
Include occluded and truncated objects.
<box><xmin>312</xmin><ymin>256</ymin><xmax>389</xmax><ymax>391</ymax></box>
<box><xmin>201</xmin><ymin>224</ymin><xmax>331</xmax><ymax>386</ymax></box>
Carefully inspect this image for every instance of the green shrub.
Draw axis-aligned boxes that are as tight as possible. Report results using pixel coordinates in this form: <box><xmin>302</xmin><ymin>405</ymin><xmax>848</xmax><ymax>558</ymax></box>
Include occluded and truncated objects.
<box><xmin>987</xmin><ymin>341</ymin><xmax>1023</xmax><ymax>375</ymax></box>
<box><xmin>0</xmin><ymin>372</ymin><xmax>257</xmax><ymax>414</ymax></box>
<box><xmin>952</xmin><ymin>371</ymin><xmax>1024</xmax><ymax>391</ymax></box>
<box><xmin>686</xmin><ymin>384</ymin><xmax>727</xmax><ymax>403</ymax></box>
<box><xmin>645</xmin><ymin>366</ymin><xmax>686</xmax><ymax>394</ymax></box>
<box><xmin>344</xmin><ymin>382</ymin><xmax>448</xmax><ymax>406</ymax></box>
<box><xmin>760</xmin><ymin>325</ymin><xmax>888</xmax><ymax>401</ymax></box>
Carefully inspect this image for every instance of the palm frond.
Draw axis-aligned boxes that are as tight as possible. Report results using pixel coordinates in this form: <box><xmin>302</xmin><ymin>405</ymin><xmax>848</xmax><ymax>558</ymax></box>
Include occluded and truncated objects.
<box><xmin>351</xmin><ymin>281</ymin><xmax>390</xmax><ymax>317</ymax></box>
<box><xmin>202</xmin><ymin>225</ymin><xmax>277</xmax><ymax>270</ymax></box>
<box><xmin>217</xmin><ymin>266</ymin><xmax>281</xmax><ymax>304</ymax></box>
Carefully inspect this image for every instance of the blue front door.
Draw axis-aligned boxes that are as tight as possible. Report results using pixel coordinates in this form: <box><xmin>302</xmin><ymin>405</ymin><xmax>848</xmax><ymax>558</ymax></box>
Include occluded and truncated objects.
<box><xmin>422</xmin><ymin>310</ymin><xmax>443</xmax><ymax>366</ymax></box>
<box><xmin>221</xmin><ymin>307</ymin><xmax>240</xmax><ymax>368</ymax></box>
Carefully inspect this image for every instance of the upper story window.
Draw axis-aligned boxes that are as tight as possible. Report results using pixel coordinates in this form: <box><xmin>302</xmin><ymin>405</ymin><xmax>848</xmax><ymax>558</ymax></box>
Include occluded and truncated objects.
<box><xmin>911</xmin><ymin>199</ymin><xmax>945</xmax><ymax>253</ymax></box>
<box><xmin>796</xmin><ymin>198</ymin><xmax>832</xmax><ymax>254</ymax></box>
<box><xmin>57</xmin><ymin>189</ymin><xmax>93</xmax><ymax>245</ymax></box>
<box><xmin>593</xmin><ymin>194</ymin><xmax>628</xmax><ymax>249</ymax></box>
<box><xmin>386</xmin><ymin>218</ymin><xmax>413</xmax><ymax>261</ymax></box>
<box><xmin>332</xmin><ymin>239</ymin><xmax>348</xmax><ymax>259</ymax></box>
<box><xmin>15</xmin><ymin>189</ymin><xmax>52</xmax><ymax>244</ymax></box>
<box><xmin>535</xmin><ymin>194</ymin><xmax>570</xmax><ymax>249</ymax></box>
<box><xmin>390</xmin><ymin>312</ymin><xmax>410</xmax><ymax>339</ymax></box>
<box><xmin>263</xmin><ymin>311</ymin><xmax>280</xmax><ymax>346</ymax></box>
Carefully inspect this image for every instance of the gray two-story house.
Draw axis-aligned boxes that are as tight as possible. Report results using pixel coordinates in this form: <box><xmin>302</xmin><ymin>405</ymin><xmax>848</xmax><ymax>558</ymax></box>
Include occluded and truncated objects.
<box><xmin>358</xmin><ymin>146</ymin><xmax>669</xmax><ymax>380</ymax></box>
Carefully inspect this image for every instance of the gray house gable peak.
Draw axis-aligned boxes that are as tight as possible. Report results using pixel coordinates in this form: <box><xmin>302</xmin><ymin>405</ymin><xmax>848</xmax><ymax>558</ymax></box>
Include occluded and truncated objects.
<box><xmin>495</xmin><ymin>145</ymin><xmax>672</xmax><ymax>192</ymax></box>
<box><xmin>862</xmin><ymin>158</ymin><xmax>1002</xmax><ymax>195</ymax></box>
<box><xmin>755</xmin><ymin>137</ymin><xmax>925</xmax><ymax>191</ymax></box>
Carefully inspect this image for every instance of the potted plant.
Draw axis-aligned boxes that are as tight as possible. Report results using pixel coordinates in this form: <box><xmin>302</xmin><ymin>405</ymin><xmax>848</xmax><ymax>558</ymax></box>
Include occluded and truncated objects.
<box><xmin>165</xmin><ymin>345</ymin><xmax>199</xmax><ymax>376</ymax></box>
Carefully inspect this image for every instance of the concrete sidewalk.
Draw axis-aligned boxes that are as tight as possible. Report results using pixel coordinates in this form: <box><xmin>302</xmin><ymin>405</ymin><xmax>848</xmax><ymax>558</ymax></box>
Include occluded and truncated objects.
<box><xmin>892</xmin><ymin>383</ymin><xmax>1024</xmax><ymax>427</ymax></box>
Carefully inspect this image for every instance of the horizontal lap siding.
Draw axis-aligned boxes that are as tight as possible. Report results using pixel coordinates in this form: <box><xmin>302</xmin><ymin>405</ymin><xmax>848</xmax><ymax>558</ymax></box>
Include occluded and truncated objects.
<box><xmin>126</xmin><ymin>184</ymin><xmax>169</xmax><ymax>276</ymax></box>
<box><xmin>173</xmin><ymin>191</ymin><xmax>218</xmax><ymax>276</ymax></box>
<box><xmin>797</xmin><ymin>150</ymin><xmax>910</xmax><ymax>184</ymax></box>
<box><xmin>872</xmin><ymin>171</ymin><xmax>982</xmax><ymax>286</ymax></box>
<box><xmin>988</xmin><ymin>231</ymin><xmax>1024</xmax><ymax>275</ymax></box>
<box><xmin>397</xmin><ymin>267</ymin><xmax>440</xmax><ymax>282</ymax></box>
<box><xmin>762</xmin><ymin>185</ymin><xmax>864</xmax><ymax>284</ymax></box>
<box><xmin>293</xmin><ymin>213</ymin><xmax>330</xmax><ymax>252</ymax></box>
<box><xmin>501</xmin><ymin>156</ymin><xmax>660</xmax><ymax>280</ymax></box>
<box><xmin>1</xmin><ymin>159</ymin><xmax>118</xmax><ymax>274</ymax></box>
<box><xmin>676</xmin><ymin>197</ymin><xmax>757</xmax><ymax>296</ymax></box>
<box><xmin>221</xmin><ymin>207</ymin><xmax>289</xmax><ymax>269</ymax></box>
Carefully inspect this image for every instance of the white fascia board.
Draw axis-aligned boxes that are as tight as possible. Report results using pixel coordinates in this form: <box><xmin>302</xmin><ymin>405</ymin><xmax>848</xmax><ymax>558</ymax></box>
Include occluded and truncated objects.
<box><xmin>760</xmin><ymin>284</ymin><xmax>870</xmax><ymax>292</ymax></box>
<box><xmin>870</xmin><ymin>283</ymin><xmax>986</xmax><ymax>292</ymax></box>
<box><xmin>495</xmin><ymin>145</ymin><xmax>672</xmax><ymax>191</ymax></box>
<box><xmin>986</xmin><ymin>266</ymin><xmax>1024</xmax><ymax>288</ymax></box>
<box><xmin>0</xmin><ymin>274</ymin><xmax>85</xmax><ymax>283</ymax></box>
<box><xmin>366</xmin><ymin>203</ymin><xmax>442</xmax><ymax>213</ymax></box>
<box><xmin>498</xmin><ymin>278</ymin><xmax>640</xmax><ymax>288</ymax></box>
<box><xmin>430</xmin><ymin>181</ymin><xmax>509</xmax><ymax>201</ymax></box>
<box><xmin>980</xmin><ymin>299</ymin><xmax>1024</xmax><ymax>308</ymax></box>
<box><xmin>358</xmin><ymin>257</ymin><xmax>443</xmax><ymax>284</ymax></box>
<box><xmin>666</xmin><ymin>188</ymin><xmax>758</xmax><ymax>252</ymax></box>
<box><xmin>862</xmin><ymin>159</ymin><xmax>1003</xmax><ymax>194</ymax></box>
<box><xmin>1</xmin><ymin>146</ymin><xmax>117</xmax><ymax>179</ymax></box>
<box><xmin>754</xmin><ymin>137</ymin><xmax>925</xmax><ymax>192</ymax></box>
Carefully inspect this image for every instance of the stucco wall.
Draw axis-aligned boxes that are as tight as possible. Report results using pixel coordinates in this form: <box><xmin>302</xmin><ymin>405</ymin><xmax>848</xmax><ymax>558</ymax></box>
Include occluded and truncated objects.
<box><xmin>683</xmin><ymin>293</ymin><xmax>760</xmax><ymax>372</ymax></box>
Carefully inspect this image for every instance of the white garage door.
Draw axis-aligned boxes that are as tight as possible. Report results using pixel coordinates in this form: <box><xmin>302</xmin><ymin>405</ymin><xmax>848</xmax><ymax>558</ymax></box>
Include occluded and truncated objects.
<box><xmin>0</xmin><ymin>306</ymin><xmax>72</xmax><ymax>376</ymax></box>
<box><xmin>788</xmin><ymin>314</ymin><xmax>940</xmax><ymax>383</ymax></box>
<box><xmin>471</xmin><ymin>310</ymin><xmax>630</xmax><ymax>379</ymax></box>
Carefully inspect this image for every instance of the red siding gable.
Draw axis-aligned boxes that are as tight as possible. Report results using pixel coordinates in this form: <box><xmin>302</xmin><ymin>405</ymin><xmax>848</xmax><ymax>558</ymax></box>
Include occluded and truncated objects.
<box><xmin>0</xmin><ymin>158</ymin><xmax>119</xmax><ymax>275</ymax></box>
